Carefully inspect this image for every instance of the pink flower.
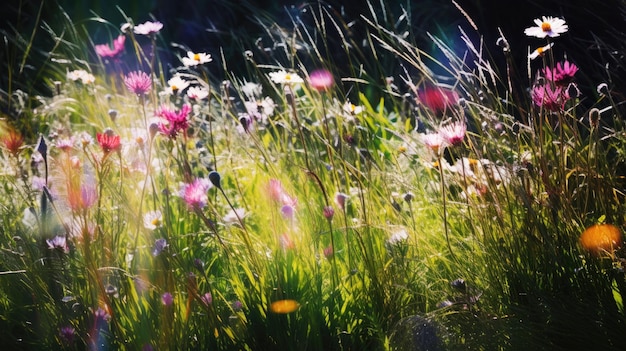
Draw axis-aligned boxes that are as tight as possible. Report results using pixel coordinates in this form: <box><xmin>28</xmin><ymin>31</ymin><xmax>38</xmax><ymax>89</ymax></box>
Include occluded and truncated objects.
<box><xmin>308</xmin><ymin>69</ymin><xmax>334</xmax><ymax>91</ymax></box>
<box><xmin>439</xmin><ymin>121</ymin><xmax>466</xmax><ymax>146</ymax></box>
<box><xmin>124</xmin><ymin>71</ymin><xmax>152</xmax><ymax>95</ymax></box>
<box><xmin>156</xmin><ymin>104</ymin><xmax>191</xmax><ymax>139</ymax></box>
<box><xmin>179</xmin><ymin>178</ymin><xmax>212</xmax><ymax>209</ymax></box>
<box><xmin>544</xmin><ymin>61</ymin><xmax>578</xmax><ymax>86</ymax></box>
<box><xmin>418</xmin><ymin>87</ymin><xmax>458</xmax><ymax>115</ymax></box>
<box><xmin>267</xmin><ymin>179</ymin><xmax>297</xmax><ymax>207</ymax></box>
<box><xmin>68</xmin><ymin>183</ymin><xmax>98</xmax><ymax>212</ymax></box>
<box><xmin>95</xmin><ymin>35</ymin><xmax>125</xmax><ymax>60</ymax></box>
<box><xmin>532</xmin><ymin>85</ymin><xmax>563</xmax><ymax>111</ymax></box>
<box><xmin>134</xmin><ymin>21</ymin><xmax>163</xmax><ymax>36</ymax></box>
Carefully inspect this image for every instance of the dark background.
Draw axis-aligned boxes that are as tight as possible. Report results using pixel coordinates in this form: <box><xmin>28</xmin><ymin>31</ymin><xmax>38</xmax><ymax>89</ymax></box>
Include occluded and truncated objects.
<box><xmin>2</xmin><ymin>0</ymin><xmax>625</xmax><ymax>113</ymax></box>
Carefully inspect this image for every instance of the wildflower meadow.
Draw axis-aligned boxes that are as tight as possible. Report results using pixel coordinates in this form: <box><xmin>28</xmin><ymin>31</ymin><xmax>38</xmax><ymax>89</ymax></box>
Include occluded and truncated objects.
<box><xmin>1</xmin><ymin>0</ymin><xmax>626</xmax><ymax>350</ymax></box>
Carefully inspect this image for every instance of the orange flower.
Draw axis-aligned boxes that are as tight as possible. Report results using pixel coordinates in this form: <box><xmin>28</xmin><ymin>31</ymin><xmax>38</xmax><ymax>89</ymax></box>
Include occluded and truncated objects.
<box><xmin>269</xmin><ymin>299</ymin><xmax>299</xmax><ymax>314</ymax></box>
<box><xmin>580</xmin><ymin>224</ymin><xmax>623</xmax><ymax>255</ymax></box>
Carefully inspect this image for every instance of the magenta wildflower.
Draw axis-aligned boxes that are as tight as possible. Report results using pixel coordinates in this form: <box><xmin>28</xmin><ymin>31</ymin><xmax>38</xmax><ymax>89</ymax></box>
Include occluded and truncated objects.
<box><xmin>532</xmin><ymin>85</ymin><xmax>563</xmax><ymax>111</ymax></box>
<box><xmin>156</xmin><ymin>104</ymin><xmax>192</xmax><ymax>139</ymax></box>
<box><xmin>308</xmin><ymin>69</ymin><xmax>334</xmax><ymax>91</ymax></box>
<box><xmin>68</xmin><ymin>183</ymin><xmax>98</xmax><ymax>212</ymax></box>
<box><xmin>124</xmin><ymin>71</ymin><xmax>152</xmax><ymax>95</ymax></box>
<box><xmin>161</xmin><ymin>292</ymin><xmax>173</xmax><ymax>306</ymax></box>
<box><xmin>179</xmin><ymin>178</ymin><xmax>212</xmax><ymax>209</ymax></box>
<box><xmin>418</xmin><ymin>87</ymin><xmax>458</xmax><ymax>115</ymax></box>
<box><xmin>134</xmin><ymin>21</ymin><xmax>163</xmax><ymax>36</ymax></box>
<box><xmin>544</xmin><ymin>61</ymin><xmax>578</xmax><ymax>86</ymax></box>
<box><xmin>95</xmin><ymin>35</ymin><xmax>125</xmax><ymax>60</ymax></box>
<box><xmin>439</xmin><ymin>121</ymin><xmax>467</xmax><ymax>146</ymax></box>
<box><xmin>267</xmin><ymin>179</ymin><xmax>297</xmax><ymax>207</ymax></box>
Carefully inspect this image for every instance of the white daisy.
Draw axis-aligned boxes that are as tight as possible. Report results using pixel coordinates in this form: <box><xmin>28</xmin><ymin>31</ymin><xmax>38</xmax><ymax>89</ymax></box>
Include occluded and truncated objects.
<box><xmin>143</xmin><ymin>210</ymin><xmax>163</xmax><ymax>230</ymax></box>
<box><xmin>528</xmin><ymin>43</ymin><xmax>555</xmax><ymax>60</ymax></box>
<box><xmin>524</xmin><ymin>16</ymin><xmax>568</xmax><ymax>38</ymax></box>
<box><xmin>187</xmin><ymin>86</ymin><xmax>209</xmax><ymax>100</ymax></box>
<box><xmin>181</xmin><ymin>51</ymin><xmax>212</xmax><ymax>67</ymax></box>
<box><xmin>269</xmin><ymin>70</ymin><xmax>304</xmax><ymax>84</ymax></box>
<box><xmin>165</xmin><ymin>75</ymin><xmax>190</xmax><ymax>94</ymax></box>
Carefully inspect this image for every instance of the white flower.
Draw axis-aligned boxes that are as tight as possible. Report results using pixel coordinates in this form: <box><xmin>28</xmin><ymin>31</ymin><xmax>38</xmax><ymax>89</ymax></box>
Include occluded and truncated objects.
<box><xmin>524</xmin><ymin>16</ymin><xmax>568</xmax><ymax>38</ymax></box>
<box><xmin>181</xmin><ymin>51</ymin><xmax>212</xmax><ymax>66</ymax></box>
<box><xmin>241</xmin><ymin>82</ymin><xmax>262</xmax><ymax>99</ymax></box>
<box><xmin>67</xmin><ymin>69</ymin><xmax>95</xmax><ymax>84</ymax></box>
<box><xmin>528</xmin><ymin>43</ymin><xmax>555</xmax><ymax>60</ymax></box>
<box><xmin>343</xmin><ymin>102</ymin><xmax>364</xmax><ymax>115</ymax></box>
<box><xmin>223</xmin><ymin>208</ymin><xmax>246</xmax><ymax>225</ymax></box>
<box><xmin>388</xmin><ymin>229</ymin><xmax>409</xmax><ymax>245</ymax></box>
<box><xmin>269</xmin><ymin>70</ymin><xmax>304</xmax><ymax>84</ymax></box>
<box><xmin>143</xmin><ymin>210</ymin><xmax>163</xmax><ymax>230</ymax></box>
<box><xmin>165</xmin><ymin>75</ymin><xmax>190</xmax><ymax>94</ymax></box>
<box><xmin>133</xmin><ymin>21</ymin><xmax>163</xmax><ymax>36</ymax></box>
<box><xmin>187</xmin><ymin>86</ymin><xmax>209</xmax><ymax>100</ymax></box>
<box><xmin>420</xmin><ymin>132</ymin><xmax>445</xmax><ymax>153</ymax></box>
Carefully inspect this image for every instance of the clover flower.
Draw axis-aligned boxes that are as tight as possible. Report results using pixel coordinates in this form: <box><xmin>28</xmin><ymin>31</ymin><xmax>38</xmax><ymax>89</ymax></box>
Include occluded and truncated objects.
<box><xmin>95</xmin><ymin>35</ymin><xmax>125</xmax><ymax>60</ymax></box>
<box><xmin>201</xmin><ymin>292</ymin><xmax>213</xmax><ymax>306</ymax></box>
<box><xmin>124</xmin><ymin>71</ymin><xmax>152</xmax><ymax>95</ymax></box>
<box><xmin>524</xmin><ymin>16</ymin><xmax>568</xmax><ymax>38</ymax></box>
<box><xmin>181</xmin><ymin>51</ymin><xmax>212</xmax><ymax>66</ymax></box>
<box><xmin>134</xmin><ymin>21</ymin><xmax>163</xmax><ymax>36</ymax></box>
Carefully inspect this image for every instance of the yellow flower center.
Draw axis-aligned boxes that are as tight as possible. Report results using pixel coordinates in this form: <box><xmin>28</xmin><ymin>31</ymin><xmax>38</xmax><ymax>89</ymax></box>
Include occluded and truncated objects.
<box><xmin>285</xmin><ymin>74</ymin><xmax>291</xmax><ymax>81</ymax></box>
<box><xmin>537</xmin><ymin>47</ymin><xmax>545</xmax><ymax>55</ymax></box>
<box><xmin>136</xmin><ymin>136</ymin><xmax>145</xmax><ymax>145</ymax></box>
<box><xmin>194</xmin><ymin>53</ymin><xmax>201</xmax><ymax>61</ymax></box>
<box><xmin>151</xmin><ymin>218</ymin><xmax>161</xmax><ymax>227</ymax></box>
<box><xmin>541</xmin><ymin>22</ymin><xmax>551</xmax><ymax>32</ymax></box>
<box><xmin>171</xmin><ymin>85</ymin><xmax>178</xmax><ymax>91</ymax></box>
<box><xmin>398</xmin><ymin>145</ymin><xmax>407</xmax><ymax>153</ymax></box>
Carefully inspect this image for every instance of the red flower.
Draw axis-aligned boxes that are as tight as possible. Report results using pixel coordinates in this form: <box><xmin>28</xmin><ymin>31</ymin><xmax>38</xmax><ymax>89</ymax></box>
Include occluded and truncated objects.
<box><xmin>308</xmin><ymin>69</ymin><xmax>334</xmax><ymax>91</ymax></box>
<box><xmin>418</xmin><ymin>87</ymin><xmax>458</xmax><ymax>115</ymax></box>
<box><xmin>96</xmin><ymin>131</ymin><xmax>121</xmax><ymax>153</ymax></box>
